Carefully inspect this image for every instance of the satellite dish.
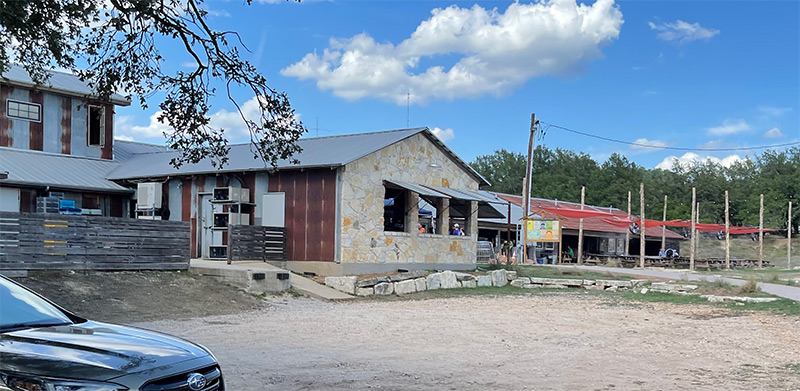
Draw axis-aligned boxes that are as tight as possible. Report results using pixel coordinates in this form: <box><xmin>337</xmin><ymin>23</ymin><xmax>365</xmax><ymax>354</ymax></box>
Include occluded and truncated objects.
<box><xmin>716</xmin><ymin>231</ymin><xmax>725</xmax><ymax>240</ymax></box>
<box><xmin>629</xmin><ymin>222</ymin><xmax>640</xmax><ymax>234</ymax></box>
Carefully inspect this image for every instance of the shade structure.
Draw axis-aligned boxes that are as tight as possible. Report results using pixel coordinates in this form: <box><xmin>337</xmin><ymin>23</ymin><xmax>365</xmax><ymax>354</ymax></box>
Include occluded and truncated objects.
<box><xmin>729</xmin><ymin>227</ymin><xmax>777</xmax><ymax>235</ymax></box>
<box><xmin>602</xmin><ymin>217</ymin><xmax>636</xmax><ymax>228</ymax></box>
<box><xmin>538</xmin><ymin>207</ymin><xmax>615</xmax><ymax>219</ymax></box>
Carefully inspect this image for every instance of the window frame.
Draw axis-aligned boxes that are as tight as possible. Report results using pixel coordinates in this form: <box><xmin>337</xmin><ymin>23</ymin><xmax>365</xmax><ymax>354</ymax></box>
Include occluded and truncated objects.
<box><xmin>87</xmin><ymin>105</ymin><xmax>106</xmax><ymax>147</ymax></box>
<box><xmin>6</xmin><ymin>99</ymin><xmax>42</xmax><ymax>123</ymax></box>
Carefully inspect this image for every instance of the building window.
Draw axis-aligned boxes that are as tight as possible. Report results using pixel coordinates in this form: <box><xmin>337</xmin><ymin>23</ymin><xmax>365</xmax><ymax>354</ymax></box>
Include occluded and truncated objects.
<box><xmin>88</xmin><ymin>105</ymin><xmax>105</xmax><ymax>147</ymax></box>
<box><xmin>383</xmin><ymin>186</ymin><xmax>407</xmax><ymax>232</ymax></box>
<box><xmin>6</xmin><ymin>100</ymin><xmax>41</xmax><ymax>122</ymax></box>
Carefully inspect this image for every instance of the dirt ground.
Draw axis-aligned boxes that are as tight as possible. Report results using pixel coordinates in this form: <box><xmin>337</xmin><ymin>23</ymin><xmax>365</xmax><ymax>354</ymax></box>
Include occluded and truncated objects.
<box><xmin>137</xmin><ymin>294</ymin><xmax>800</xmax><ymax>391</ymax></box>
<box><xmin>13</xmin><ymin>270</ymin><xmax>265</xmax><ymax>323</ymax></box>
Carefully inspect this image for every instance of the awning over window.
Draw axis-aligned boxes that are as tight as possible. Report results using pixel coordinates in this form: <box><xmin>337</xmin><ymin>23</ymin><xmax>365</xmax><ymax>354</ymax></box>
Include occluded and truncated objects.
<box><xmin>385</xmin><ymin>180</ymin><xmax>450</xmax><ymax>199</ymax></box>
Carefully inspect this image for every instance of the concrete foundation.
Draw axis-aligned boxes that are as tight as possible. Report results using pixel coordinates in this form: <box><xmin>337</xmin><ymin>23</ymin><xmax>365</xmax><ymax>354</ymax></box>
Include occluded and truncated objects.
<box><xmin>190</xmin><ymin>260</ymin><xmax>291</xmax><ymax>294</ymax></box>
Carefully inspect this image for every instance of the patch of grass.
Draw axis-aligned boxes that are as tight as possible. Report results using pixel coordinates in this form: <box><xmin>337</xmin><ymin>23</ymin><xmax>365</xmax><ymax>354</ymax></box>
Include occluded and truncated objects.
<box><xmin>510</xmin><ymin>265</ymin><xmax>635</xmax><ymax>281</ymax></box>
<box><xmin>618</xmin><ymin>290</ymin><xmax>800</xmax><ymax>315</ymax></box>
<box><xmin>782</xmin><ymin>363</ymin><xmax>800</xmax><ymax>375</ymax></box>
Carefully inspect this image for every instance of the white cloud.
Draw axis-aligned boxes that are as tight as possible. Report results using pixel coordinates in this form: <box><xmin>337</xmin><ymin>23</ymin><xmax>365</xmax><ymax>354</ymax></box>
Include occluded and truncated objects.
<box><xmin>115</xmin><ymin>96</ymin><xmax>300</xmax><ymax>142</ymax></box>
<box><xmin>114</xmin><ymin>135</ymin><xmax>134</xmax><ymax>141</ymax></box>
<box><xmin>757</xmin><ymin>106</ymin><xmax>792</xmax><ymax>117</ymax></box>
<box><xmin>656</xmin><ymin>153</ymin><xmax>746</xmax><ymax>170</ymax></box>
<box><xmin>431</xmin><ymin>127</ymin><xmax>455</xmax><ymax>142</ymax></box>
<box><xmin>282</xmin><ymin>0</ymin><xmax>624</xmax><ymax>105</ymax></box>
<box><xmin>648</xmin><ymin>20</ymin><xmax>719</xmax><ymax>43</ymax></box>
<box><xmin>764</xmin><ymin>127</ymin><xmax>785</xmax><ymax>138</ymax></box>
<box><xmin>707</xmin><ymin>119</ymin><xmax>750</xmax><ymax>136</ymax></box>
<box><xmin>631</xmin><ymin>138</ymin><xmax>669</xmax><ymax>150</ymax></box>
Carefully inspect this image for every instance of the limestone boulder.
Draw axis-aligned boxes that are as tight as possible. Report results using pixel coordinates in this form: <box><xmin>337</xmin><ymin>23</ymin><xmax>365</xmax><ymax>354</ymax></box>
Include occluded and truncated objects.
<box><xmin>491</xmin><ymin>269</ymin><xmax>508</xmax><ymax>287</ymax></box>
<box><xmin>461</xmin><ymin>280</ymin><xmax>477</xmax><ymax>288</ymax></box>
<box><xmin>374</xmin><ymin>282</ymin><xmax>394</xmax><ymax>295</ymax></box>
<box><xmin>596</xmin><ymin>280</ymin><xmax>633</xmax><ymax>288</ymax></box>
<box><xmin>394</xmin><ymin>279</ymin><xmax>417</xmax><ymax>295</ymax></box>
<box><xmin>414</xmin><ymin>278</ymin><xmax>427</xmax><ymax>292</ymax></box>
<box><xmin>356</xmin><ymin>287</ymin><xmax>374</xmax><ymax>296</ymax></box>
<box><xmin>506</xmin><ymin>271</ymin><xmax>518</xmax><ymax>281</ymax></box>
<box><xmin>325</xmin><ymin>276</ymin><xmax>357</xmax><ymax>295</ymax></box>
<box><xmin>440</xmin><ymin>271</ymin><xmax>461</xmax><ymax>289</ymax></box>
<box><xmin>426</xmin><ymin>273</ymin><xmax>441</xmax><ymax>290</ymax></box>
<box><xmin>476</xmin><ymin>275</ymin><xmax>492</xmax><ymax>287</ymax></box>
<box><xmin>454</xmin><ymin>272</ymin><xmax>477</xmax><ymax>282</ymax></box>
<box><xmin>529</xmin><ymin>277</ymin><xmax>582</xmax><ymax>287</ymax></box>
<box><xmin>357</xmin><ymin>276</ymin><xmax>389</xmax><ymax>288</ymax></box>
<box><xmin>389</xmin><ymin>270</ymin><xmax>427</xmax><ymax>282</ymax></box>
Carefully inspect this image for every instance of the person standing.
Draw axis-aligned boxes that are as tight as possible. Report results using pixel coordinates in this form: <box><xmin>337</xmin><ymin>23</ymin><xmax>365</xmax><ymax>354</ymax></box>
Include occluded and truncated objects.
<box><xmin>452</xmin><ymin>223</ymin><xmax>464</xmax><ymax>236</ymax></box>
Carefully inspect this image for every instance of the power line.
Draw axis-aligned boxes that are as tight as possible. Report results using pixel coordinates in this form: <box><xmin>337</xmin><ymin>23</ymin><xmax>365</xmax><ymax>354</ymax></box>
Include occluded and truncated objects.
<box><xmin>539</xmin><ymin>121</ymin><xmax>800</xmax><ymax>152</ymax></box>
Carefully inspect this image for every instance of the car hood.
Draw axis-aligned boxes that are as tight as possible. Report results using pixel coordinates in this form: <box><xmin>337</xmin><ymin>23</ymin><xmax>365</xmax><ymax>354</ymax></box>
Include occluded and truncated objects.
<box><xmin>0</xmin><ymin>321</ymin><xmax>209</xmax><ymax>381</ymax></box>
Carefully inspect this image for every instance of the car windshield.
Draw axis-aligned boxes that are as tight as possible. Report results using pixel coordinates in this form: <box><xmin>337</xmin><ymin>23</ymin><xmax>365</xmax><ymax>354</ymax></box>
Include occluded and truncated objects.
<box><xmin>0</xmin><ymin>277</ymin><xmax>72</xmax><ymax>332</ymax></box>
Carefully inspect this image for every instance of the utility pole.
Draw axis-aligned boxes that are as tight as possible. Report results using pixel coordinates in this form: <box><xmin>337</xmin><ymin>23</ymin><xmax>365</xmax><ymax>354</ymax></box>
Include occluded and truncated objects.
<box><xmin>725</xmin><ymin>190</ymin><xmax>730</xmax><ymax>270</ymax></box>
<box><xmin>625</xmin><ymin>191</ymin><xmax>631</xmax><ymax>255</ymax></box>
<box><xmin>759</xmin><ymin>194</ymin><xmax>764</xmax><ymax>268</ymax></box>
<box><xmin>790</xmin><ymin>201</ymin><xmax>793</xmax><ymax>269</ymax></box>
<box><xmin>661</xmin><ymin>195</ymin><xmax>668</xmax><ymax>250</ymax></box>
<box><xmin>521</xmin><ymin>113</ymin><xmax>536</xmax><ymax>264</ymax></box>
<box><xmin>690</xmin><ymin>187</ymin><xmax>696</xmax><ymax>271</ymax></box>
<box><xmin>695</xmin><ymin>202</ymin><xmax>700</xmax><ymax>256</ymax></box>
<box><xmin>639</xmin><ymin>183</ymin><xmax>645</xmax><ymax>269</ymax></box>
<box><xmin>578</xmin><ymin>186</ymin><xmax>585</xmax><ymax>265</ymax></box>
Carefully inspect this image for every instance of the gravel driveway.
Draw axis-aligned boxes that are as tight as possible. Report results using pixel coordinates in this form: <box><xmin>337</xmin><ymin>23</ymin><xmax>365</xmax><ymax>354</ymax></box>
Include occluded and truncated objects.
<box><xmin>137</xmin><ymin>293</ymin><xmax>800</xmax><ymax>390</ymax></box>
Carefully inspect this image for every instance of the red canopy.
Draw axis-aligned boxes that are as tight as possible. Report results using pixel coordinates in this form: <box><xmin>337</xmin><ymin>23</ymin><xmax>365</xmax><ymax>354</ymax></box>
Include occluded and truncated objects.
<box><xmin>539</xmin><ymin>207</ymin><xmax>615</xmax><ymax>219</ymax></box>
<box><xmin>602</xmin><ymin>217</ymin><xmax>635</xmax><ymax>228</ymax></box>
<box><xmin>663</xmin><ymin>220</ymin><xmax>692</xmax><ymax>228</ymax></box>
<box><xmin>729</xmin><ymin>227</ymin><xmax>777</xmax><ymax>235</ymax></box>
<box><xmin>696</xmin><ymin>223</ymin><xmax>726</xmax><ymax>232</ymax></box>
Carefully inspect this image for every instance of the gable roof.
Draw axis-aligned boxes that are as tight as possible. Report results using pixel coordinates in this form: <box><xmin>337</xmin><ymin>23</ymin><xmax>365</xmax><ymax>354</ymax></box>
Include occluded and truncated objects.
<box><xmin>1</xmin><ymin>64</ymin><xmax>130</xmax><ymax>106</ymax></box>
<box><xmin>108</xmin><ymin>127</ymin><xmax>490</xmax><ymax>186</ymax></box>
<box><xmin>0</xmin><ymin>147</ymin><xmax>130</xmax><ymax>193</ymax></box>
<box><xmin>114</xmin><ymin>139</ymin><xmax>169</xmax><ymax>162</ymax></box>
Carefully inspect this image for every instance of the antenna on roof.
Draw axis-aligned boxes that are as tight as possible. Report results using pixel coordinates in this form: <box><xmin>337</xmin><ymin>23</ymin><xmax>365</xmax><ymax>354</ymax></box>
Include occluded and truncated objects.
<box><xmin>406</xmin><ymin>91</ymin><xmax>410</xmax><ymax>128</ymax></box>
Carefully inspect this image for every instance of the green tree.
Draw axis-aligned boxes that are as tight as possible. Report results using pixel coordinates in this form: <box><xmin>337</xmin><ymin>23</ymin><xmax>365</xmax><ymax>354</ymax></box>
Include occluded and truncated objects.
<box><xmin>470</xmin><ymin>149</ymin><xmax>526</xmax><ymax>195</ymax></box>
<box><xmin>0</xmin><ymin>0</ymin><xmax>305</xmax><ymax>168</ymax></box>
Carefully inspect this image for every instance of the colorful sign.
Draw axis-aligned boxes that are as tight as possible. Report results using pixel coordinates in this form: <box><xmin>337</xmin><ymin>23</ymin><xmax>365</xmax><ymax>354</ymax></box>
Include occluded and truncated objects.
<box><xmin>526</xmin><ymin>219</ymin><xmax>560</xmax><ymax>242</ymax></box>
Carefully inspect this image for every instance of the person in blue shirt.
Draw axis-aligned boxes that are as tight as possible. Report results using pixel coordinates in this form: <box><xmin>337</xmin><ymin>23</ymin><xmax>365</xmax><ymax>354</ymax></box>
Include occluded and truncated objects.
<box><xmin>658</xmin><ymin>248</ymin><xmax>667</xmax><ymax>257</ymax></box>
<box><xmin>451</xmin><ymin>223</ymin><xmax>464</xmax><ymax>236</ymax></box>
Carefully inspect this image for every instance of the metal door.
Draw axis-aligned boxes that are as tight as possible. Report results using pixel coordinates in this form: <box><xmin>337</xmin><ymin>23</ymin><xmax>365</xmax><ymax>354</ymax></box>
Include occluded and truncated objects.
<box><xmin>198</xmin><ymin>193</ymin><xmax>214</xmax><ymax>258</ymax></box>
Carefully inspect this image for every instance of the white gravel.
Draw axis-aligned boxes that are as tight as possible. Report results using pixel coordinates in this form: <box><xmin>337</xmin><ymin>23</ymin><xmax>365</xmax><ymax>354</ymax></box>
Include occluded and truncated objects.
<box><xmin>136</xmin><ymin>294</ymin><xmax>800</xmax><ymax>390</ymax></box>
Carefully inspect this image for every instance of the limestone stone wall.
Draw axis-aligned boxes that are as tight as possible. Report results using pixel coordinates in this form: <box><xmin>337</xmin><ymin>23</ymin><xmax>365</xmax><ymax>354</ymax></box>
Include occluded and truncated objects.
<box><xmin>339</xmin><ymin>132</ymin><xmax>480</xmax><ymax>266</ymax></box>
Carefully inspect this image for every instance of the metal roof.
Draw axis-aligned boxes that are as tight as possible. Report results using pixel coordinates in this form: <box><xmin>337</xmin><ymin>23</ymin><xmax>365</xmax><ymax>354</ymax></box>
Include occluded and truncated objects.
<box><xmin>108</xmin><ymin>128</ymin><xmax>490</xmax><ymax>186</ymax></box>
<box><xmin>1</xmin><ymin>65</ymin><xmax>130</xmax><ymax>106</ymax></box>
<box><xmin>386</xmin><ymin>180</ymin><xmax>450</xmax><ymax>199</ymax></box>
<box><xmin>114</xmin><ymin>140</ymin><xmax>169</xmax><ymax>162</ymax></box>
<box><xmin>0</xmin><ymin>147</ymin><xmax>131</xmax><ymax>193</ymax></box>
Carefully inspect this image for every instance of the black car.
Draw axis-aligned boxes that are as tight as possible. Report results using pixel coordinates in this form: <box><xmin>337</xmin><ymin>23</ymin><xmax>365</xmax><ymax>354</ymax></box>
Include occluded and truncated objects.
<box><xmin>0</xmin><ymin>274</ymin><xmax>223</xmax><ymax>391</ymax></box>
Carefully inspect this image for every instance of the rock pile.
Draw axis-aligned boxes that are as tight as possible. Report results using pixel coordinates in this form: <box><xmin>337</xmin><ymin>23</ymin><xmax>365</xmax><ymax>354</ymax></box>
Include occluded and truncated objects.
<box><xmin>325</xmin><ymin>269</ymin><xmax>517</xmax><ymax>297</ymax></box>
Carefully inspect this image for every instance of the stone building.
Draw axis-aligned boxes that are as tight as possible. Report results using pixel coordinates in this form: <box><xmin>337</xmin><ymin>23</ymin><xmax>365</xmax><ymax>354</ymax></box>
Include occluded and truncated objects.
<box><xmin>110</xmin><ymin>127</ymin><xmax>503</xmax><ymax>275</ymax></box>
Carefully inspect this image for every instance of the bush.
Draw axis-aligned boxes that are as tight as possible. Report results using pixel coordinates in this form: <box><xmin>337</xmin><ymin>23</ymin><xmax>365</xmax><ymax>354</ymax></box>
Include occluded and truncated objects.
<box><xmin>739</xmin><ymin>277</ymin><xmax>761</xmax><ymax>294</ymax></box>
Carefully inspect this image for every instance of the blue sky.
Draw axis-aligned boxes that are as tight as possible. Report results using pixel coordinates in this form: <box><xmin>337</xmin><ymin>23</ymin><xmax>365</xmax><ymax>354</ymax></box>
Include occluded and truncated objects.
<box><xmin>115</xmin><ymin>0</ymin><xmax>800</xmax><ymax>169</ymax></box>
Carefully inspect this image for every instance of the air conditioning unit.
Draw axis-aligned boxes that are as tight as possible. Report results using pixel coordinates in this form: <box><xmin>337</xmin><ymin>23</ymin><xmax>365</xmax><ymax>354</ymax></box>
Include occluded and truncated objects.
<box><xmin>213</xmin><ymin>212</ymin><xmax>250</xmax><ymax>228</ymax></box>
<box><xmin>213</xmin><ymin>187</ymin><xmax>250</xmax><ymax>203</ymax></box>
<box><xmin>137</xmin><ymin>182</ymin><xmax>162</xmax><ymax>209</ymax></box>
<box><xmin>209</xmin><ymin>245</ymin><xmax>227</xmax><ymax>259</ymax></box>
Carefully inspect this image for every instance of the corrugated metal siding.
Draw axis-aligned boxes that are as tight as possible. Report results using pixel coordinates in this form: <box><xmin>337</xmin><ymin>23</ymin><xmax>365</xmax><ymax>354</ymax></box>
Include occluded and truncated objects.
<box><xmin>60</xmin><ymin>96</ymin><xmax>71</xmax><ymax>154</ymax></box>
<box><xmin>28</xmin><ymin>90</ymin><xmax>43</xmax><ymax>151</ymax></box>
<box><xmin>2</xmin><ymin>65</ymin><xmax>129</xmax><ymax>105</ymax></box>
<box><xmin>8</xmin><ymin>88</ymin><xmax>29</xmax><ymax>149</ymax></box>
<box><xmin>0</xmin><ymin>85</ymin><xmax>10</xmax><ymax>146</ymax></box>
<box><xmin>269</xmin><ymin>169</ymin><xmax>336</xmax><ymax>262</ymax></box>
<box><xmin>101</xmin><ymin>103</ymin><xmax>113</xmax><ymax>160</ymax></box>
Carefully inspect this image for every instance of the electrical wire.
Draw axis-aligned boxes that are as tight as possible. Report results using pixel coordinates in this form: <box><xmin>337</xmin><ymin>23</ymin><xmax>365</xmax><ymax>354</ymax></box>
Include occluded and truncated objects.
<box><xmin>539</xmin><ymin>121</ymin><xmax>800</xmax><ymax>152</ymax></box>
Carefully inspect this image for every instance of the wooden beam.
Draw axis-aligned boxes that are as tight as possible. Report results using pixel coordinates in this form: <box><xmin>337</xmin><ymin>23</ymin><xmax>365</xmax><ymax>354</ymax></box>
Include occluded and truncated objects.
<box><xmin>725</xmin><ymin>190</ymin><xmax>730</xmax><ymax>270</ymax></box>
<box><xmin>625</xmin><ymin>190</ymin><xmax>631</xmax><ymax>255</ymax></box>
<box><xmin>639</xmin><ymin>182</ymin><xmax>645</xmax><ymax>268</ymax></box>
<box><xmin>690</xmin><ymin>187</ymin><xmax>696</xmax><ymax>271</ymax></box>
<box><xmin>578</xmin><ymin>185</ymin><xmax>585</xmax><ymax>265</ymax></box>
<box><xmin>759</xmin><ymin>194</ymin><xmax>764</xmax><ymax>268</ymax></box>
<box><xmin>661</xmin><ymin>195</ymin><xmax>667</xmax><ymax>250</ymax></box>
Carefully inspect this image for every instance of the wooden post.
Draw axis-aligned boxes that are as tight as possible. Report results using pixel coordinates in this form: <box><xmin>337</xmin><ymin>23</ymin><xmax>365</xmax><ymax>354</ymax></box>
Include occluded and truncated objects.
<box><xmin>789</xmin><ymin>201</ymin><xmax>793</xmax><ymax>269</ymax></box>
<box><xmin>695</xmin><ymin>202</ymin><xmax>700</xmax><ymax>257</ymax></box>
<box><xmin>639</xmin><ymin>183</ymin><xmax>645</xmax><ymax>268</ymax></box>
<box><xmin>690</xmin><ymin>187</ymin><xmax>696</xmax><ymax>271</ymax></box>
<box><xmin>725</xmin><ymin>190</ymin><xmax>730</xmax><ymax>270</ymax></box>
<box><xmin>558</xmin><ymin>225</ymin><xmax>563</xmax><ymax>264</ymax></box>
<box><xmin>759</xmin><ymin>194</ymin><xmax>764</xmax><ymax>268</ymax></box>
<box><xmin>578</xmin><ymin>186</ymin><xmax>585</xmax><ymax>265</ymax></box>
<box><xmin>521</xmin><ymin>113</ymin><xmax>536</xmax><ymax>264</ymax></box>
<box><xmin>661</xmin><ymin>195</ymin><xmax>668</xmax><ymax>250</ymax></box>
<box><xmin>625</xmin><ymin>190</ymin><xmax>631</xmax><ymax>255</ymax></box>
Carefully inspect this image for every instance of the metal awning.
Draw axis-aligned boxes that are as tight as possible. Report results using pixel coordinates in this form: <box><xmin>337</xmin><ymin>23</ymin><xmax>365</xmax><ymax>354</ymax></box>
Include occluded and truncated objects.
<box><xmin>421</xmin><ymin>184</ymin><xmax>506</xmax><ymax>218</ymax></box>
<box><xmin>385</xmin><ymin>180</ymin><xmax>450</xmax><ymax>199</ymax></box>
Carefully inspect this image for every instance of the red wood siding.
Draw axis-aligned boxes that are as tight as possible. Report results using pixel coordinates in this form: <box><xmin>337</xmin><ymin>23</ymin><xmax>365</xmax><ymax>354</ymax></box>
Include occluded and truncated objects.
<box><xmin>0</xmin><ymin>85</ymin><xmax>11</xmax><ymax>147</ymax></box>
<box><xmin>268</xmin><ymin>169</ymin><xmax>336</xmax><ymax>262</ymax></box>
<box><xmin>28</xmin><ymin>90</ymin><xmax>43</xmax><ymax>151</ymax></box>
<box><xmin>61</xmin><ymin>97</ymin><xmax>71</xmax><ymax>154</ymax></box>
<box><xmin>101</xmin><ymin>104</ymin><xmax>113</xmax><ymax>159</ymax></box>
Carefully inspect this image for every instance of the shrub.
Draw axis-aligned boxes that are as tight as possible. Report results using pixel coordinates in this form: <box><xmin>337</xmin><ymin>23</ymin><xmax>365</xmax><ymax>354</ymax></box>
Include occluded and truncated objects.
<box><xmin>739</xmin><ymin>277</ymin><xmax>760</xmax><ymax>294</ymax></box>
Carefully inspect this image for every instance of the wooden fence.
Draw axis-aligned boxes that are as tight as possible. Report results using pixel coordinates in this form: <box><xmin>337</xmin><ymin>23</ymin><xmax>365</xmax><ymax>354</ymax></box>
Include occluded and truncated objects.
<box><xmin>0</xmin><ymin>212</ymin><xmax>190</xmax><ymax>271</ymax></box>
<box><xmin>228</xmin><ymin>225</ymin><xmax>287</xmax><ymax>265</ymax></box>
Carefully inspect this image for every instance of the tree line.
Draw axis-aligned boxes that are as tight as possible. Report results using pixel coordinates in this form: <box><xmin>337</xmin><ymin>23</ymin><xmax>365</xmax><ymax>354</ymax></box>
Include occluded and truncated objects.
<box><xmin>470</xmin><ymin>146</ymin><xmax>799</xmax><ymax>233</ymax></box>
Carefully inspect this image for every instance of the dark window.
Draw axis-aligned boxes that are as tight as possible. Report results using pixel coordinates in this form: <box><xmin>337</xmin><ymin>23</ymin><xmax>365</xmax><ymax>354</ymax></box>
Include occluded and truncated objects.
<box><xmin>6</xmin><ymin>100</ymin><xmax>41</xmax><ymax>122</ymax></box>
<box><xmin>383</xmin><ymin>186</ymin><xmax>407</xmax><ymax>232</ymax></box>
<box><xmin>82</xmin><ymin>194</ymin><xmax>101</xmax><ymax>210</ymax></box>
<box><xmin>88</xmin><ymin>106</ymin><xmax>105</xmax><ymax>146</ymax></box>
